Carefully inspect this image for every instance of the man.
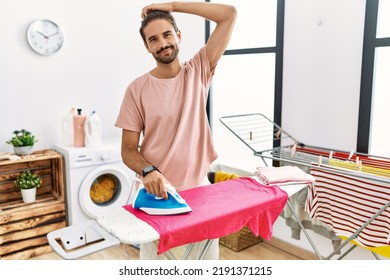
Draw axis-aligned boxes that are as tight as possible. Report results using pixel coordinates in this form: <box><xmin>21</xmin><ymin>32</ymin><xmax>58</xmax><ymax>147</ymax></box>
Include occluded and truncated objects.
<box><xmin>115</xmin><ymin>1</ymin><xmax>236</xmax><ymax>259</ymax></box>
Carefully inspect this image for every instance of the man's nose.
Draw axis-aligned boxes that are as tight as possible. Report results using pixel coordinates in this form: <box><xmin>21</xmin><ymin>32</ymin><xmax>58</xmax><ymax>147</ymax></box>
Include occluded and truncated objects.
<box><xmin>160</xmin><ymin>39</ymin><xmax>170</xmax><ymax>49</ymax></box>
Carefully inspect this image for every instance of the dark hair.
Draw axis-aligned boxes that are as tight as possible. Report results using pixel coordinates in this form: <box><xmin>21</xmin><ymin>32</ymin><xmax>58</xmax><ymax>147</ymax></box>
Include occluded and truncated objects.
<box><xmin>139</xmin><ymin>10</ymin><xmax>179</xmax><ymax>43</ymax></box>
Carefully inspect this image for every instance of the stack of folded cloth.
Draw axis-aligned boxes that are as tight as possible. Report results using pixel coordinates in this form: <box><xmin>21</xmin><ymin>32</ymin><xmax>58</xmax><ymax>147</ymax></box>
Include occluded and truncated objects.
<box><xmin>255</xmin><ymin>166</ymin><xmax>315</xmax><ymax>185</ymax></box>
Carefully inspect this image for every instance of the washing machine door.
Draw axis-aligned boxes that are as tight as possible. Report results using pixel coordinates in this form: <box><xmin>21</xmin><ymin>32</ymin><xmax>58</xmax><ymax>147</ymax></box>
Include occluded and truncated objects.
<box><xmin>79</xmin><ymin>164</ymin><xmax>133</xmax><ymax>219</ymax></box>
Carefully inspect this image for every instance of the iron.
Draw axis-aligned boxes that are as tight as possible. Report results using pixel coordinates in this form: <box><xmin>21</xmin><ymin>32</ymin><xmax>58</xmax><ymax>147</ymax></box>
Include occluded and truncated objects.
<box><xmin>132</xmin><ymin>182</ymin><xmax>192</xmax><ymax>215</ymax></box>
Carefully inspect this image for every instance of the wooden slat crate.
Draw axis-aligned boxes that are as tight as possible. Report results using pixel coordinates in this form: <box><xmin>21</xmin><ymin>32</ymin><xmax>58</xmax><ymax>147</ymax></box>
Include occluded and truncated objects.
<box><xmin>0</xmin><ymin>150</ymin><xmax>66</xmax><ymax>259</ymax></box>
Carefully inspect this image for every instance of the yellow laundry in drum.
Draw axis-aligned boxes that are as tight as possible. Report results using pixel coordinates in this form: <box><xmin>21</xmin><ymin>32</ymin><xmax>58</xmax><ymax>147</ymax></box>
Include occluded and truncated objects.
<box><xmin>90</xmin><ymin>175</ymin><xmax>116</xmax><ymax>204</ymax></box>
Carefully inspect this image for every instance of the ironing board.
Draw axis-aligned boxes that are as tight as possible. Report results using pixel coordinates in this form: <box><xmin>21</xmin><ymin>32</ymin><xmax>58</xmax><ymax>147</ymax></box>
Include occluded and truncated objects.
<box><xmin>47</xmin><ymin>177</ymin><xmax>307</xmax><ymax>260</ymax></box>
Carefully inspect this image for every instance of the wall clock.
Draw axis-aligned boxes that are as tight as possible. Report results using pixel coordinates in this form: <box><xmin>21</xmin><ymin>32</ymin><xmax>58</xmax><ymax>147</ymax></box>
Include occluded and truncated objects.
<box><xmin>27</xmin><ymin>19</ymin><xmax>64</xmax><ymax>56</ymax></box>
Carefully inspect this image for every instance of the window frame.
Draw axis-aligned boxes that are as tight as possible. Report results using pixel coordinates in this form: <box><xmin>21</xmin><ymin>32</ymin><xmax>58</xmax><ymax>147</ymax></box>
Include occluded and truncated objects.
<box><xmin>206</xmin><ymin>0</ymin><xmax>285</xmax><ymax>132</ymax></box>
<box><xmin>358</xmin><ymin>0</ymin><xmax>390</xmax><ymax>154</ymax></box>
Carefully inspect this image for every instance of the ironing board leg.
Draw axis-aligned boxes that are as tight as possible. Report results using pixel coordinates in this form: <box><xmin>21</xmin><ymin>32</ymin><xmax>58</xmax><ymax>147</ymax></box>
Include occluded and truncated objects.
<box><xmin>152</xmin><ymin>240</ymin><xmax>177</xmax><ymax>260</ymax></box>
<box><xmin>181</xmin><ymin>243</ymin><xmax>195</xmax><ymax>260</ymax></box>
<box><xmin>286</xmin><ymin>200</ymin><xmax>323</xmax><ymax>260</ymax></box>
<box><xmin>196</xmin><ymin>239</ymin><xmax>213</xmax><ymax>260</ymax></box>
<box><xmin>163</xmin><ymin>250</ymin><xmax>177</xmax><ymax>260</ymax></box>
<box><xmin>152</xmin><ymin>240</ymin><xmax>212</xmax><ymax>260</ymax></box>
<box><xmin>179</xmin><ymin>240</ymin><xmax>214</xmax><ymax>260</ymax></box>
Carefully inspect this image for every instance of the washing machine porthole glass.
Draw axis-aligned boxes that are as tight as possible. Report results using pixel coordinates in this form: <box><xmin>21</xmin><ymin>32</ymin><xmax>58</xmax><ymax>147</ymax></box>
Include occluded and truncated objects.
<box><xmin>89</xmin><ymin>173</ymin><xmax>121</xmax><ymax>205</ymax></box>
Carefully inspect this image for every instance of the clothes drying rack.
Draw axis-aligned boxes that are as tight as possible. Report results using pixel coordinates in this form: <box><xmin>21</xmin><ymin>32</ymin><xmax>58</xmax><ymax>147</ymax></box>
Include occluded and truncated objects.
<box><xmin>219</xmin><ymin>113</ymin><xmax>390</xmax><ymax>260</ymax></box>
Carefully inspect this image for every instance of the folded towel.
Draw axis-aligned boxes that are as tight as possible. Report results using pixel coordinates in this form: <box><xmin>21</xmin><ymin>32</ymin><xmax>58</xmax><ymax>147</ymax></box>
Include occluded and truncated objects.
<box><xmin>255</xmin><ymin>166</ymin><xmax>315</xmax><ymax>185</ymax></box>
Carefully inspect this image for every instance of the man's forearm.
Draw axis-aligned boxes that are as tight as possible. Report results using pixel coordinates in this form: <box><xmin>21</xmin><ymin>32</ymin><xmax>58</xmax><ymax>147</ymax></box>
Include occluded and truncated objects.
<box><xmin>122</xmin><ymin>149</ymin><xmax>150</xmax><ymax>176</ymax></box>
<box><xmin>171</xmin><ymin>1</ymin><xmax>236</xmax><ymax>24</ymax></box>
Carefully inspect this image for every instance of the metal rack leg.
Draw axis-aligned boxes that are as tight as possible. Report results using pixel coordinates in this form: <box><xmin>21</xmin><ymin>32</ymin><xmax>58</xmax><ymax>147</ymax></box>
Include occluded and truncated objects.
<box><xmin>261</xmin><ymin>157</ymin><xmax>323</xmax><ymax>259</ymax></box>
<box><xmin>325</xmin><ymin>200</ymin><xmax>390</xmax><ymax>260</ymax></box>
<box><xmin>259</xmin><ymin>155</ymin><xmax>268</xmax><ymax>167</ymax></box>
<box><xmin>336</xmin><ymin>245</ymin><xmax>357</xmax><ymax>260</ymax></box>
<box><xmin>286</xmin><ymin>200</ymin><xmax>323</xmax><ymax>260</ymax></box>
<box><xmin>372</xmin><ymin>252</ymin><xmax>380</xmax><ymax>260</ymax></box>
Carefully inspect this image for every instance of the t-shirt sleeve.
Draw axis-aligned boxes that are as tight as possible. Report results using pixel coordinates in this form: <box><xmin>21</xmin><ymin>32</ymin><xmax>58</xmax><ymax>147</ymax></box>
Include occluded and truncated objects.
<box><xmin>190</xmin><ymin>46</ymin><xmax>215</xmax><ymax>88</ymax></box>
<box><xmin>114</xmin><ymin>84</ymin><xmax>143</xmax><ymax>133</ymax></box>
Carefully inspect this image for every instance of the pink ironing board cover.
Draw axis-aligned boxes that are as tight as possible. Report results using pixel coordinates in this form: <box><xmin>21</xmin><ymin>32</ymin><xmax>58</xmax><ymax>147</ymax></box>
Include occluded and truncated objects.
<box><xmin>123</xmin><ymin>177</ymin><xmax>288</xmax><ymax>254</ymax></box>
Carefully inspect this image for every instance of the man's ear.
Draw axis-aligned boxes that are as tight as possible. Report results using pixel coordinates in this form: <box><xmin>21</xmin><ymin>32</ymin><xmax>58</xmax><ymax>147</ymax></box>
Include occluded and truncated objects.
<box><xmin>177</xmin><ymin>30</ymin><xmax>182</xmax><ymax>42</ymax></box>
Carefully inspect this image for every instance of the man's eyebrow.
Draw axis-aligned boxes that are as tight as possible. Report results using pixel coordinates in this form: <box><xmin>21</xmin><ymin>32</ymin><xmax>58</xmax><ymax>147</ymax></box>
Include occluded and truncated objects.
<box><xmin>147</xmin><ymin>30</ymin><xmax>173</xmax><ymax>42</ymax></box>
<box><xmin>147</xmin><ymin>35</ymin><xmax>157</xmax><ymax>42</ymax></box>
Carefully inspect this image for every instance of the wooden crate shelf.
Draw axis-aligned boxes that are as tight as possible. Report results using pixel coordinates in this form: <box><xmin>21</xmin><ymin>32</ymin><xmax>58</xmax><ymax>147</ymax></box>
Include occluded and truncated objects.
<box><xmin>0</xmin><ymin>150</ymin><xmax>66</xmax><ymax>259</ymax></box>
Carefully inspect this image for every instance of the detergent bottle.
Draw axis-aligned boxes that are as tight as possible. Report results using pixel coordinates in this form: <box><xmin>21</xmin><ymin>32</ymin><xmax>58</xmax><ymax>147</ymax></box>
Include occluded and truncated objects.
<box><xmin>61</xmin><ymin>107</ymin><xmax>76</xmax><ymax>146</ymax></box>
<box><xmin>73</xmin><ymin>108</ymin><xmax>86</xmax><ymax>147</ymax></box>
<box><xmin>84</xmin><ymin>110</ymin><xmax>102</xmax><ymax>147</ymax></box>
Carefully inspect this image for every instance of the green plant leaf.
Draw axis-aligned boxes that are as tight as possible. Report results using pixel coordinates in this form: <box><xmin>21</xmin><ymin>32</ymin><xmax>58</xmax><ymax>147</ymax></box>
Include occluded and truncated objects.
<box><xmin>6</xmin><ymin>129</ymin><xmax>38</xmax><ymax>147</ymax></box>
<box><xmin>15</xmin><ymin>170</ymin><xmax>42</xmax><ymax>189</ymax></box>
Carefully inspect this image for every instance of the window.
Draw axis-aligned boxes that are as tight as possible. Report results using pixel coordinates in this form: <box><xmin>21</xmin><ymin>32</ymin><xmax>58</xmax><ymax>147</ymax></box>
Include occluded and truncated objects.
<box><xmin>219</xmin><ymin>1</ymin><xmax>277</xmax><ymax>49</ymax></box>
<box><xmin>208</xmin><ymin>0</ymin><xmax>283</xmax><ymax>170</ymax></box>
<box><xmin>359</xmin><ymin>0</ymin><xmax>390</xmax><ymax>157</ymax></box>
<box><xmin>369</xmin><ymin>46</ymin><xmax>390</xmax><ymax>157</ymax></box>
<box><xmin>376</xmin><ymin>0</ymin><xmax>390</xmax><ymax>38</ymax></box>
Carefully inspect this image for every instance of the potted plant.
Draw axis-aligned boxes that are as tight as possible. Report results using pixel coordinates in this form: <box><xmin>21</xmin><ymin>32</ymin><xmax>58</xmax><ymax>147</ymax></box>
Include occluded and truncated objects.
<box><xmin>6</xmin><ymin>129</ymin><xmax>38</xmax><ymax>155</ymax></box>
<box><xmin>15</xmin><ymin>170</ymin><xmax>42</xmax><ymax>203</ymax></box>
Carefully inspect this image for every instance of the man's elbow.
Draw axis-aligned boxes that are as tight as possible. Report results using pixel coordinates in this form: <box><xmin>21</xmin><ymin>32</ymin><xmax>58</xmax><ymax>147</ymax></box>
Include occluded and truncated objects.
<box><xmin>226</xmin><ymin>5</ymin><xmax>237</xmax><ymax>21</ymax></box>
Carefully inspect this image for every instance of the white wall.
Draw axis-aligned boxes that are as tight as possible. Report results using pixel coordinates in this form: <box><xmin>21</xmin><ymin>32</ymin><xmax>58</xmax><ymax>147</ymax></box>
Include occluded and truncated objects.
<box><xmin>0</xmin><ymin>0</ymin><xmax>204</xmax><ymax>152</ymax></box>
<box><xmin>282</xmin><ymin>0</ymin><xmax>366</xmax><ymax>152</ymax></box>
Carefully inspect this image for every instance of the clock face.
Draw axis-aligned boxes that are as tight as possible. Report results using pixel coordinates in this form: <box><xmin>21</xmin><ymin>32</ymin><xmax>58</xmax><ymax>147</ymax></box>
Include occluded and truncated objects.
<box><xmin>27</xmin><ymin>19</ymin><xmax>64</xmax><ymax>55</ymax></box>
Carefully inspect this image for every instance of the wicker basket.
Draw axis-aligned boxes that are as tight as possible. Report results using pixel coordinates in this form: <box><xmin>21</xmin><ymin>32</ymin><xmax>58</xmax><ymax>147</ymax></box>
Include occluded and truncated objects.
<box><xmin>219</xmin><ymin>226</ymin><xmax>263</xmax><ymax>252</ymax></box>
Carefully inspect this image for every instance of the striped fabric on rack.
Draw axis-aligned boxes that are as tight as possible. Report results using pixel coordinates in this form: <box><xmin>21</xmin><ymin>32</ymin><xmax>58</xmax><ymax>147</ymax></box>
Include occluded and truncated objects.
<box><xmin>306</xmin><ymin>167</ymin><xmax>390</xmax><ymax>248</ymax></box>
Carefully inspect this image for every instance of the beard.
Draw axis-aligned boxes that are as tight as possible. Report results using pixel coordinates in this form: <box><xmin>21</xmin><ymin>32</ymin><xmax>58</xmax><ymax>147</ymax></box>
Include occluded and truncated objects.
<box><xmin>153</xmin><ymin>45</ymin><xmax>179</xmax><ymax>64</ymax></box>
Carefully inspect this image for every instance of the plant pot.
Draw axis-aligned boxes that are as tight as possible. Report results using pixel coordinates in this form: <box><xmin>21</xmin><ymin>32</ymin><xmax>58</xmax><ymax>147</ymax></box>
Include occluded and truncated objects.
<box><xmin>21</xmin><ymin>188</ymin><xmax>37</xmax><ymax>203</ymax></box>
<box><xmin>14</xmin><ymin>146</ymin><xmax>34</xmax><ymax>156</ymax></box>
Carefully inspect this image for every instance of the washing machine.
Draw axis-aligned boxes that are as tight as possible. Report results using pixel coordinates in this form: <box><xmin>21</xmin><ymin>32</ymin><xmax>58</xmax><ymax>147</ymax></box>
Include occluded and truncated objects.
<box><xmin>55</xmin><ymin>136</ymin><xmax>136</xmax><ymax>226</ymax></box>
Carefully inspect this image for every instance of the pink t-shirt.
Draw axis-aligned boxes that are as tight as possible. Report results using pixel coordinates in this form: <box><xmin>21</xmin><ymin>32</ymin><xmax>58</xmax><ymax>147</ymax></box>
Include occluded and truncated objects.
<box><xmin>115</xmin><ymin>47</ymin><xmax>218</xmax><ymax>191</ymax></box>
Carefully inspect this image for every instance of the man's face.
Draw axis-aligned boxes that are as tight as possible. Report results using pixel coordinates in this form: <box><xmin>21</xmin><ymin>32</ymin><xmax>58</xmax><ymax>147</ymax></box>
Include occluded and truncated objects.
<box><xmin>143</xmin><ymin>19</ymin><xmax>181</xmax><ymax>64</ymax></box>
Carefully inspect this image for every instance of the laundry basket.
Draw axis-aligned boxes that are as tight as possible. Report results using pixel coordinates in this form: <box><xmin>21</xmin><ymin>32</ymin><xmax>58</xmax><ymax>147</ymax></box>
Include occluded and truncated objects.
<box><xmin>219</xmin><ymin>226</ymin><xmax>263</xmax><ymax>252</ymax></box>
<box><xmin>208</xmin><ymin>166</ymin><xmax>263</xmax><ymax>252</ymax></box>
